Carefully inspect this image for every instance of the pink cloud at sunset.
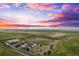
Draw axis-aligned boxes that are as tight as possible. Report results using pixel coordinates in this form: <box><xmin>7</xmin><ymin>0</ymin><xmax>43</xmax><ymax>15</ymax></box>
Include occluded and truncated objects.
<box><xmin>33</xmin><ymin>21</ymin><xmax>62</xmax><ymax>27</ymax></box>
<box><xmin>61</xmin><ymin>4</ymin><xmax>71</xmax><ymax>10</ymax></box>
<box><xmin>74</xmin><ymin>7</ymin><xmax>79</xmax><ymax>12</ymax></box>
<box><xmin>27</xmin><ymin>3</ymin><xmax>54</xmax><ymax>10</ymax></box>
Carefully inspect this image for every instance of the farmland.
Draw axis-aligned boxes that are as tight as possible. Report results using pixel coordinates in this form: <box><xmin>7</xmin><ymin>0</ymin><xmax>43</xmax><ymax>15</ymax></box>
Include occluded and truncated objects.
<box><xmin>0</xmin><ymin>29</ymin><xmax>79</xmax><ymax>56</ymax></box>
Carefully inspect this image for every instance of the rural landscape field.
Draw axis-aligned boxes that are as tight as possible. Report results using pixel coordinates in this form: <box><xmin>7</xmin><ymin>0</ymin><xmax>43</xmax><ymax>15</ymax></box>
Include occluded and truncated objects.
<box><xmin>0</xmin><ymin>29</ymin><xmax>79</xmax><ymax>56</ymax></box>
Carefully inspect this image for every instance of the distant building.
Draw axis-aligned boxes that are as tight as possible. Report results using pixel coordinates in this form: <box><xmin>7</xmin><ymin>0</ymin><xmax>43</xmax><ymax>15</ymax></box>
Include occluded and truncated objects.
<box><xmin>19</xmin><ymin>42</ymin><xmax>37</xmax><ymax>51</ymax></box>
<box><xmin>6</xmin><ymin>38</ymin><xmax>20</xmax><ymax>45</ymax></box>
<box><xmin>20</xmin><ymin>43</ymin><xmax>28</xmax><ymax>48</ymax></box>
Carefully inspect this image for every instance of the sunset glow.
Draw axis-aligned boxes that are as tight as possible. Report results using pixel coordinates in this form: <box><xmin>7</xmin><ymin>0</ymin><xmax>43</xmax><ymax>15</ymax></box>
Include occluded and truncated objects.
<box><xmin>0</xmin><ymin>3</ymin><xmax>79</xmax><ymax>29</ymax></box>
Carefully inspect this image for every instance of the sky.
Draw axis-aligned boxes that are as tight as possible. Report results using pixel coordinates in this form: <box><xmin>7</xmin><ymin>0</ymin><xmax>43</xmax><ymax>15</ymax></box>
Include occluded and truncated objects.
<box><xmin>0</xmin><ymin>3</ymin><xmax>79</xmax><ymax>29</ymax></box>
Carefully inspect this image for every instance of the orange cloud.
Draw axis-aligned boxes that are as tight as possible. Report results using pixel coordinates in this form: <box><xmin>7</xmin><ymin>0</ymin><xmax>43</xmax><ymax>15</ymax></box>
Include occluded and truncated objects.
<box><xmin>48</xmin><ymin>14</ymin><xmax>64</xmax><ymax>18</ymax></box>
<box><xmin>0</xmin><ymin>19</ymin><xmax>16</xmax><ymax>28</ymax></box>
<box><xmin>0</xmin><ymin>25</ymin><xmax>17</xmax><ymax>28</ymax></box>
<box><xmin>0</xmin><ymin>24</ymin><xmax>31</xmax><ymax>28</ymax></box>
<box><xmin>27</xmin><ymin>3</ymin><xmax>54</xmax><ymax>10</ymax></box>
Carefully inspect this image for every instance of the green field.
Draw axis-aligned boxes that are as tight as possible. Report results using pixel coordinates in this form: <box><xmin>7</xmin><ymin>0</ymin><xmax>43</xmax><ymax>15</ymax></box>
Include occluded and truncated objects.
<box><xmin>53</xmin><ymin>35</ymin><xmax>79</xmax><ymax>56</ymax></box>
<box><xmin>0</xmin><ymin>29</ymin><xmax>79</xmax><ymax>56</ymax></box>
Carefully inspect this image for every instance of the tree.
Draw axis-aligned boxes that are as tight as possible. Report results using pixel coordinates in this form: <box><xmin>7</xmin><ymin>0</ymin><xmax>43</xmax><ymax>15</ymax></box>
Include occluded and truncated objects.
<box><xmin>44</xmin><ymin>52</ymin><xmax>47</xmax><ymax>55</ymax></box>
<box><xmin>26</xmin><ymin>48</ymin><xmax>30</xmax><ymax>51</ymax></box>
<box><xmin>47</xmin><ymin>50</ymin><xmax>51</xmax><ymax>55</ymax></box>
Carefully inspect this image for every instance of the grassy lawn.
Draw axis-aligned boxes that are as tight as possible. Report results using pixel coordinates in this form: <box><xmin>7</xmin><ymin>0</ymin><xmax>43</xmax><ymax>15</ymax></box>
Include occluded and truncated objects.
<box><xmin>53</xmin><ymin>34</ymin><xmax>79</xmax><ymax>56</ymax></box>
<box><xmin>0</xmin><ymin>44</ymin><xmax>23</xmax><ymax>56</ymax></box>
